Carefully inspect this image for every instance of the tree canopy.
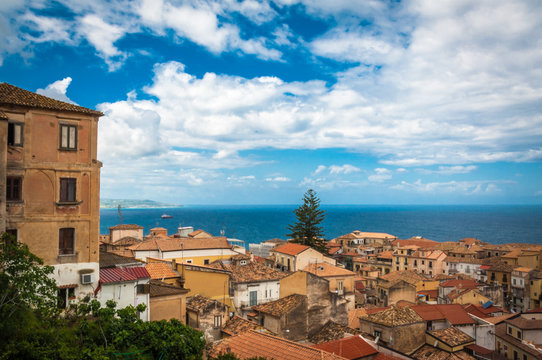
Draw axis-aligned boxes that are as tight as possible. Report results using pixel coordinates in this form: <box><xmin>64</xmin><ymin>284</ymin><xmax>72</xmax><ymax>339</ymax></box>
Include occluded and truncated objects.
<box><xmin>286</xmin><ymin>189</ymin><xmax>327</xmax><ymax>253</ymax></box>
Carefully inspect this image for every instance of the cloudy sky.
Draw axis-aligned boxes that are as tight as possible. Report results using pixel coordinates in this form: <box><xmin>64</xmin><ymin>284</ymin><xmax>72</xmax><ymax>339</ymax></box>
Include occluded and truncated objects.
<box><xmin>2</xmin><ymin>0</ymin><xmax>542</xmax><ymax>204</ymax></box>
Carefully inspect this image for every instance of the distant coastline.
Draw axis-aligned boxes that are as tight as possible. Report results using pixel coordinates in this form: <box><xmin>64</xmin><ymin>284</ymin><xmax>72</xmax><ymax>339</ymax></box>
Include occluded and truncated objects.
<box><xmin>100</xmin><ymin>199</ymin><xmax>181</xmax><ymax>209</ymax></box>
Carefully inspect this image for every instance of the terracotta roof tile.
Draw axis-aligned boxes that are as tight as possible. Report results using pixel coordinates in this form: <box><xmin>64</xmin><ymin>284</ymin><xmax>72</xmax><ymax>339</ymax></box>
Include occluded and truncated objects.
<box><xmin>222</xmin><ymin>315</ymin><xmax>271</xmax><ymax>336</ymax></box>
<box><xmin>0</xmin><ymin>110</ymin><xmax>8</xmax><ymax>120</ymax></box>
<box><xmin>253</xmin><ymin>294</ymin><xmax>306</xmax><ymax>317</ymax></box>
<box><xmin>303</xmin><ymin>263</ymin><xmax>356</xmax><ymax>277</ymax></box>
<box><xmin>410</xmin><ymin>304</ymin><xmax>474</xmax><ymax>325</ymax></box>
<box><xmin>274</xmin><ymin>243</ymin><xmax>311</xmax><ymax>256</ymax></box>
<box><xmin>149</xmin><ymin>280</ymin><xmax>188</xmax><ymax>297</ymax></box>
<box><xmin>129</xmin><ymin>236</ymin><xmax>231</xmax><ymax>252</ymax></box>
<box><xmin>145</xmin><ymin>262</ymin><xmax>180</xmax><ymax>279</ymax></box>
<box><xmin>309</xmin><ymin>321</ymin><xmax>360</xmax><ymax>344</ymax></box>
<box><xmin>428</xmin><ymin>327</ymin><xmax>474</xmax><ymax>347</ymax></box>
<box><xmin>0</xmin><ymin>82</ymin><xmax>103</xmax><ymax>116</ymax></box>
<box><xmin>379</xmin><ymin>270</ymin><xmax>426</xmax><ymax>285</ymax></box>
<box><xmin>348</xmin><ymin>308</ymin><xmax>368</xmax><ymax>328</ymax></box>
<box><xmin>209</xmin><ymin>261</ymin><xmax>286</xmax><ymax>283</ymax></box>
<box><xmin>505</xmin><ymin>314</ymin><xmax>542</xmax><ymax>330</ymax></box>
<box><xmin>209</xmin><ymin>330</ymin><xmax>348</xmax><ymax>360</ymax></box>
<box><xmin>187</xmin><ymin>294</ymin><xmax>228</xmax><ymax>313</ymax></box>
<box><xmin>411</xmin><ymin>344</ymin><xmax>475</xmax><ymax>360</ymax></box>
<box><xmin>109</xmin><ymin>224</ymin><xmax>144</xmax><ymax>230</ymax></box>
<box><xmin>312</xmin><ymin>335</ymin><xmax>378</xmax><ymax>359</ymax></box>
<box><xmin>439</xmin><ymin>279</ymin><xmax>481</xmax><ymax>289</ymax></box>
<box><xmin>360</xmin><ymin>306</ymin><xmax>424</xmax><ymax>327</ymax></box>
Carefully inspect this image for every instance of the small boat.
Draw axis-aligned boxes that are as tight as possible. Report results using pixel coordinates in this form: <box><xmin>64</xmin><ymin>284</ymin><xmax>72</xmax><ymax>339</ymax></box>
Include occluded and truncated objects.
<box><xmin>161</xmin><ymin>214</ymin><xmax>173</xmax><ymax>219</ymax></box>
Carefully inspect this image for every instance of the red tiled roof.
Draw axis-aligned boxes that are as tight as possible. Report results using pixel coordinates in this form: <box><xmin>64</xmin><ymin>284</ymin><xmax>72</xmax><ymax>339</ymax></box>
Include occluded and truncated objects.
<box><xmin>274</xmin><ymin>243</ymin><xmax>310</xmax><ymax>256</ymax></box>
<box><xmin>209</xmin><ymin>330</ymin><xmax>347</xmax><ymax>360</ymax></box>
<box><xmin>312</xmin><ymin>335</ymin><xmax>378</xmax><ymax>359</ymax></box>
<box><xmin>464</xmin><ymin>344</ymin><xmax>492</xmax><ymax>355</ymax></box>
<box><xmin>109</xmin><ymin>224</ymin><xmax>143</xmax><ymax>230</ymax></box>
<box><xmin>124</xmin><ymin>267</ymin><xmax>151</xmax><ymax>279</ymax></box>
<box><xmin>145</xmin><ymin>262</ymin><xmax>179</xmax><ymax>279</ymax></box>
<box><xmin>439</xmin><ymin>279</ymin><xmax>481</xmax><ymax>288</ymax></box>
<box><xmin>100</xmin><ymin>268</ymin><xmax>138</xmax><ymax>283</ymax></box>
<box><xmin>0</xmin><ymin>82</ymin><xmax>103</xmax><ymax>116</ymax></box>
<box><xmin>410</xmin><ymin>304</ymin><xmax>474</xmax><ymax>325</ymax></box>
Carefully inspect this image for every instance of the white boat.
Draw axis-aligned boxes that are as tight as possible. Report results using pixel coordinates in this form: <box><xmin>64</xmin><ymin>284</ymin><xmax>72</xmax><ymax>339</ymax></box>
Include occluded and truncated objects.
<box><xmin>161</xmin><ymin>214</ymin><xmax>173</xmax><ymax>219</ymax></box>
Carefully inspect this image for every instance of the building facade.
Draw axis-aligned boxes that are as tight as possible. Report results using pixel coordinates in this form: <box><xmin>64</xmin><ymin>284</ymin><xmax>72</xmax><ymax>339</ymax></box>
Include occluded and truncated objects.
<box><xmin>1</xmin><ymin>82</ymin><xmax>102</xmax><ymax>306</ymax></box>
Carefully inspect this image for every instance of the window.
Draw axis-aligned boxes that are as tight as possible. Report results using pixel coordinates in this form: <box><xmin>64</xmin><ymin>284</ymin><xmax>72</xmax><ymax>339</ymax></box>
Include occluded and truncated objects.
<box><xmin>502</xmin><ymin>274</ymin><xmax>508</xmax><ymax>283</ymax></box>
<box><xmin>137</xmin><ymin>284</ymin><xmax>149</xmax><ymax>294</ymax></box>
<box><xmin>249</xmin><ymin>291</ymin><xmax>258</xmax><ymax>306</ymax></box>
<box><xmin>337</xmin><ymin>280</ymin><xmax>344</xmax><ymax>291</ymax></box>
<box><xmin>374</xmin><ymin>330</ymin><xmax>382</xmax><ymax>338</ymax></box>
<box><xmin>6</xmin><ymin>177</ymin><xmax>22</xmax><ymax>201</ymax></box>
<box><xmin>507</xmin><ymin>326</ymin><xmax>512</xmax><ymax>335</ymax></box>
<box><xmin>214</xmin><ymin>315</ymin><xmax>222</xmax><ymax>328</ymax></box>
<box><xmin>429</xmin><ymin>261</ymin><xmax>433</xmax><ymax>268</ymax></box>
<box><xmin>203</xmin><ymin>259</ymin><xmax>210</xmax><ymax>265</ymax></box>
<box><xmin>414</xmin><ymin>260</ymin><xmax>417</xmax><ymax>266</ymax></box>
<box><xmin>59</xmin><ymin>178</ymin><xmax>76</xmax><ymax>203</ymax></box>
<box><xmin>517</xmin><ymin>330</ymin><xmax>522</xmax><ymax>339</ymax></box>
<box><xmin>8</xmin><ymin>122</ymin><xmax>23</xmax><ymax>146</ymax></box>
<box><xmin>59</xmin><ymin>123</ymin><xmax>77</xmax><ymax>150</ymax></box>
<box><xmin>59</xmin><ymin>228</ymin><xmax>75</xmax><ymax>255</ymax></box>
<box><xmin>422</xmin><ymin>260</ymin><xmax>425</xmax><ymax>265</ymax></box>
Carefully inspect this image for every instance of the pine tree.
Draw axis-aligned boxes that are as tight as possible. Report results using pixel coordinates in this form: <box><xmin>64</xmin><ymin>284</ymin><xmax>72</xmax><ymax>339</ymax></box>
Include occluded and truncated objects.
<box><xmin>286</xmin><ymin>189</ymin><xmax>327</xmax><ymax>253</ymax></box>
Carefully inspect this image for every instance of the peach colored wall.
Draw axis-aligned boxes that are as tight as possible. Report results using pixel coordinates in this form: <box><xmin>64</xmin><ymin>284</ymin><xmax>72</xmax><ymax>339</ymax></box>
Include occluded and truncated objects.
<box><xmin>150</xmin><ymin>294</ymin><xmax>187</xmax><ymax>323</ymax></box>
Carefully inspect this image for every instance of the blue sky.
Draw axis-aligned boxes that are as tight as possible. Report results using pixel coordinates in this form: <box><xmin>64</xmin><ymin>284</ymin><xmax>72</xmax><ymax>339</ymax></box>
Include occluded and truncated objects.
<box><xmin>1</xmin><ymin>0</ymin><xmax>542</xmax><ymax>205</ymax></box>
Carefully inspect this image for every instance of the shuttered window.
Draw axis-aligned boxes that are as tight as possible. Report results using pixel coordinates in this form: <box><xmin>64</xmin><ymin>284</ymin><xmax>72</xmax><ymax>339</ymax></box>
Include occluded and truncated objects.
<box><xmin>59</xmin><ymin>228</ymin><xmax>75</xmax><ymax>255</ymax></box>
<box><xmin>59</xmin><ymin>124</ymin><xmax>77</xmax><ymax>150</ymax></box>
<box><xmin>8</xmin><ymin>122</ymin><xmax>23</xmax><ymax>146</ymax></box>
<box><xmin>59</xmin><ymin>178</ymin><xmax>76</xmax><ymax>202</ymax></box>
<box><xmin>6</xmin><ymin>177</ymin><xmax>22</xmax><ymax>201</ymax></box>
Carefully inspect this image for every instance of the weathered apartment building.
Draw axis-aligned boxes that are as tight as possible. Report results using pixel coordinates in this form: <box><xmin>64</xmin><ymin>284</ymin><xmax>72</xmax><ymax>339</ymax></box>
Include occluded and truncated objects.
<box><xmin>0</xmin><ymin>82</ymin><xmax>102</xmax><ymax>306</ymax></box>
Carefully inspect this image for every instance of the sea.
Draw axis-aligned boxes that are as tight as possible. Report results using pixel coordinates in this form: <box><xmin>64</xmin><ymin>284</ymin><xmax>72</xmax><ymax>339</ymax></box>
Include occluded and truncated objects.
<box><xmin>99</xmin><ymin>205</ymin><xmax>542</xmax><ymax>246</ymax></box>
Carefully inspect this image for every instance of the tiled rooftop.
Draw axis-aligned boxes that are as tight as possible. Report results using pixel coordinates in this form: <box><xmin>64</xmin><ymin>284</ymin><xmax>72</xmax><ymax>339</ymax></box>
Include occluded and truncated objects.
<box><xmin>410</xmin><ymin>304</ymin><xmax>474</xmax><ymax>325</ymax></box>
<box><xmin>360</xmin><ymin>306</ymin><xmax>424</xmax><ymax>327</ymax></box>
<box><xmin>221</xmin><ymin>315</ymin><xmax>271</xmax><ymax>336</ymax></box>
<box><xmin>311</xmin><ymin>335</ymin><xmax>378</xmax><ymax>359</ymax></box>
<box><xmin>411</xmin><ymin>344</ymin><xmax>475</xmax><ymax>360</ymax></box>
<box><xmin>428</xmin><ymin>327</ymin><xmax>474</xmax><ymax>347</ymax></box>
<box><xmin>303</xmin><ymin>262</ymin><xmax>356</xmax><ymax>278</ymax></box>
<box><xmin>505</xmin><ymin>313</ymin><xmax>542</xmax><ymax>330</ymax></box>
<box><xmin>379</xmin><ymin>270</ymin><xmax>426</xmax><ymax>285</ymax></box>
<box><xmin>0</xmin><ymin>82</ymin><xmax>103</xmax><ymax>115</ymax></box>
<box><xmin>274</xmin><ymin>243</ymin><xmax>310</xmax><ymax>256</ymax></box>
<box><xmin>187</xmin><ymin>294</ymin><xmax>228</xmax><ymax>313</ymax></box>
<box><xmin>128</xmin><ymin>236</ymin><xmax>231</xmax><ymax>251</ymax></box>
<box><xmin>99</xmin><ymin>251</ymin><xmax>143</xmax><ymax>268</ymax></box>
<box><xmin>253</xmin><ymin>294</ymin><xmax>306</xmax><ymax>317</ymax></box>
<box><xmin>439</xmin><ymin>279</ymin><xmax>481</xmax><ymax>289</ymax></box>
<box><xmin>145</xmin><ymin>262</ymin><xmax>180</xmax><ymax>279</ymax></box>
<box><xmin>99</xmin><ymin>267</ymin><xmax>149</xmax><ymax>283</ymax></box>
<box><xmin>209</xmin><ymin>261</ymin><xmax>286</xmax><ymax>283</ymax></box>
<box><xmin>209</xmin><ymin>330</ymin><xmax>348</xmax><ymax>360</ymax></box>
<box><xmin>309</xmin><ymin>321</ymin><xmax>360</xmax><ymax>344</ymax></box>
<box><xmin>109</xmin><ymin>224</ymin><xmax>144</xmax><ymax>230</ymax></box>
<box><xmin>149</xmin><ymin>280</ymin><xmax>188</xmax><ymax>297</ymax></box>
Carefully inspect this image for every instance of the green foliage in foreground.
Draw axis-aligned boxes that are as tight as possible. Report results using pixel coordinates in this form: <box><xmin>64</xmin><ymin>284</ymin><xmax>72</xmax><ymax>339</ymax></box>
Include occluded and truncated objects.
<box><xmin>1</xmin><ymin>298</ymin><xmax>205</xmax><ymax>360</ymax></box>
<box><xmin>0</xmin><ymin>232</ymin><xmax>205</xmax><ymax>360</ymax></box>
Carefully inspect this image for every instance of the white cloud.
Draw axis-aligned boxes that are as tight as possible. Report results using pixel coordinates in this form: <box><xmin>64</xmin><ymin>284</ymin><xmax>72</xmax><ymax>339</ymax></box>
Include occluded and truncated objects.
<box><xmin>416</xmin><ymin>165</ymin><xmax>478</xmax><ymax>175</ymax></box>
<box><xmin>78</xmin><ymin>14</ymin><xmax>128</xmax><ymax>71</ymax></box>
<box><xmin>392</xmin><ymin>179</ymin><xmax>511</xmax><ymax>195</ymax></box>
<box><xmin>329</xmin><ymin>164</ymin><xmax>361</xmax><ymax>175</ymax></box>
<box><xmin>265</xmin><ymin>176</ymin><xmax>290</xmax><ymax>182</ymax></box>
<box><xmin>36</xmin><ymin>77</ymin><xmax>76</xmax><ymax>104</ymax></box>
<box><xmin>368</xmin><ymin>168</ymin><xmax>392</xmax><ymax>182</ymax></box>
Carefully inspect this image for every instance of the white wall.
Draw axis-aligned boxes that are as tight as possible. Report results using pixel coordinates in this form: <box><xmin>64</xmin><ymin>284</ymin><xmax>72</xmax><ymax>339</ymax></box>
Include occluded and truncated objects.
<box><xmin>233</xmin><ymin>281</ymin><xmax>280</xmax><ymax>310</ymax></box>
<box><xmin>98</xmin><ymin>279</ymin><xmax>150</xmax><ymax>321</ymax></box>
<box><xmin>52</xmin><ymin>262</ymin><xmax>99</xmax><ymax>300</ymax></box>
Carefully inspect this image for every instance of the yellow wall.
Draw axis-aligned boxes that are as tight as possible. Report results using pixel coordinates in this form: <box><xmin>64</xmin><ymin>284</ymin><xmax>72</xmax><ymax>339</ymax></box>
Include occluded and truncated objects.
<box><xmin>179</xmin><ymin>265</ymin><xmax>233</xmax><ymax>309</ymax></box>
<box><xmin>280</xmin><ymin>271</ymin><xmax>308</xmax><ymax>298</ymax></box>
<box><xmin>326</xmin><ymin>275</ymin><xmax>355</xmax><ymax>293</ymax></box>
<box><xmin>452</xmin><ymin>290</ymin><xmax>490</xmax><ymax>305</ymax></box>
<box><xmin>150</xmin><ymin>294</ymin><xmax>187</xmax><ymax>323</ymax></box>
<box><xmin>416</xmin><ymin>280</ymin><xmax>440</xmax><ymax>292</ymax></box>
<box><xmin>172</xmin><ymin>253</ymin><xmax>233</xmax><ymax>266</ymax></box>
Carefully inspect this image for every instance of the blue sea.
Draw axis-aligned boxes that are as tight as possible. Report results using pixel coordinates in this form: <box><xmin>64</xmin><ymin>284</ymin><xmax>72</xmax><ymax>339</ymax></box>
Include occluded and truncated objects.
<box><xmin>99</xmin><ymin>205</ymin><xmax>542</xmax><ymax>245</ymax></box>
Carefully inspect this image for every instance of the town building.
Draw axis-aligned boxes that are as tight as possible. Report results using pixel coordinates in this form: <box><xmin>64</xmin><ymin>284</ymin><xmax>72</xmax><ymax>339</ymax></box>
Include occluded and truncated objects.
<box><xmin>149</xmin><ymin>280</ymin><xmax>189</xmax><ymax>322</ymax></box>
<box><xmin>303</xmin><ymin>262</ymin><xmax>357</xmax><ymax>311</ymax></box>
<box><xmin>209</xmin><ymin>260</ymin><xmax>285</xmax><ymax>315</ymax></box>
<box><xmin>495</xmin><ymin>311</ymin><xmax>542</xmax><ymax>360</ymax></box>
<box><xmin>186</xmin><ymin>294</ymin><xmax>229</xmax><ymax>343</ymax></box>
<box><xmin>358</xmin><ymin>306</ymin><xmax>426</xmax><ymax>354</ymax></box>
<box><xmin>510</xmin><ymin>267</ymin><xmax>536</xmax><ymax>313</ymax></box>
<box><xmin>1</xmin><ymin>82</ymin><xmax>103</xmax><ymax>305</ymax></box>
<box><xmin>271</xmin><ymin>242</ymin><xmax>336</xmax><ymax>272</ymax></box>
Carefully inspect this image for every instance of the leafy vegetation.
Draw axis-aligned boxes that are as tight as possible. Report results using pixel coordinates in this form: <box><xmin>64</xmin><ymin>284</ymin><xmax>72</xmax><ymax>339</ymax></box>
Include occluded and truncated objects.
<box><xmin>0</xmin><ymin>233</ymin><xmax>205</xmax><ymax>360</ymax></box>
<box><xmin>286</xmin><ymin>189</ymin><xmax>327</xmax><ymax>253</ymax></box>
